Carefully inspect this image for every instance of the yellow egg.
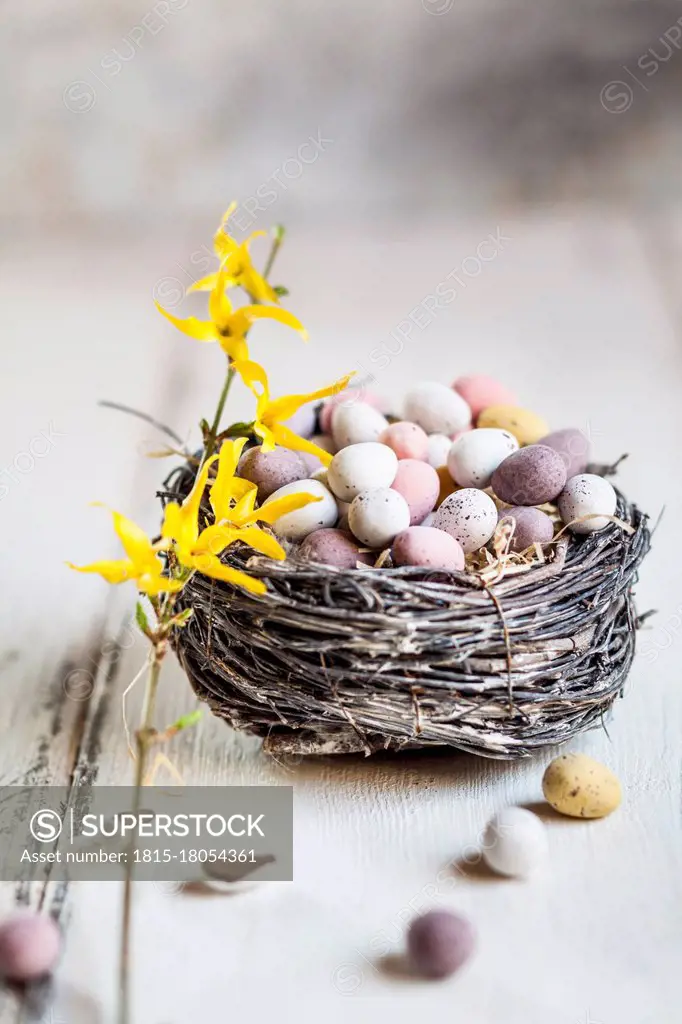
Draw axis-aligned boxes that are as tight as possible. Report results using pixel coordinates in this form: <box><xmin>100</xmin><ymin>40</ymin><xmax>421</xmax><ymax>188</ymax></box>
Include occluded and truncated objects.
<box><xmin>436</xmin><ymin>466</ymin><xmax>459</xmax><ymax>506</ymax></box>
<box><xmin>477</xmin><ymin>405</ymin><xmax>549</xmax><ymax>446</ymax></box>
<box><xmin>542</xmin><ymin>753</ymin><xmax>622</xmax><ymax>819</ymax></box>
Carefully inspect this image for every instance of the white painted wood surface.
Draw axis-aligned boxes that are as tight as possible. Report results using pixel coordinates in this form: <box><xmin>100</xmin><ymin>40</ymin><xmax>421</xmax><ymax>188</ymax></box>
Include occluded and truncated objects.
<box><xmin>1</xmin><ymin>211</ymin><xmax>680</xmax><ymax>1023</ymax></box>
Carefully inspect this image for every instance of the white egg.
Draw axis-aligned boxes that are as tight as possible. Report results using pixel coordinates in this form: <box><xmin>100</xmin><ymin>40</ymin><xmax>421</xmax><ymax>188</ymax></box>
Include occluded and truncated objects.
<box><xmin>432</xmin><ymin>488</ymin><xmax>498</xmax><ymax>554</ymax></box>
<box><xmin>482</xmin><ymin>807</ymin><xmax>548</xmax><ymax>878</ymax></box>
<box><xmin>558</xmin><ymin>473</ymin><xmax>617</xmax><ymax>534</ymax></box>
<box><xmin>327</xmin><ymin>442</ymin><xmax>398</xmax><ymax>502</ymax></box>
<box><xmin>426</xmin><ymin>433</ymin><xmax>453</xmax><ymax>469</ymax></box>
<box><xmin>348</xmin><ymin>488</ymin><xmax>411</xmax><ymax>548</ymax></box>
<box><xmin>263</xmin><ymin>479</ymin><xmax>338</xmax><ymax>541</ymax></box>
<box><xmin>447</xmin><ymin>428</ymin><xmax>519</xmax><ymax>488</ymax></box>
<box><xmin>331</xmin><ymin>401</ymin><xmax>389</xmax><ymax>448</ymax></box>
<box><xmin>312</xmin><ymin>467</ymin><xmax>329</xmax><ymax>485</ymax></box>
<box><xmin>404</xmin><ymin>382</ymin><xmax>471</xmax><ymax>436</ymax></box>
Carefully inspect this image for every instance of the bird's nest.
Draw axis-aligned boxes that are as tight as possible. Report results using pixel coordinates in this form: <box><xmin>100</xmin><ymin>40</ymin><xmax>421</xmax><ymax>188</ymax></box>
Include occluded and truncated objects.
<box><xmin>162</xmin><ymin>465</ymin><xmax>651</xmax><ymax>760</ymax></box>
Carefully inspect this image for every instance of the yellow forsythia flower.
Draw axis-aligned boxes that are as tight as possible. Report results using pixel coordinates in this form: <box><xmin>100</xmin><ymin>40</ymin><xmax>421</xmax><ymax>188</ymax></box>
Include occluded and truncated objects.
<box><xmin>155</xmin><ymin>257</ymin><xmax>307</xmax><ymax>365</ymax></box>
<box><xmin>236</xmin><ymin>359</ymin><xmax>354</xmax><ymax>467</ymax></box>
<box><xmin>189</xmin><ymin>203</ymin><xmax>280</xmax><ymax>305</ymax></box>
<box><xmin>68</xmin><ymin>507</ymin><xmax>181</xmax><ymax>596</ymax></box>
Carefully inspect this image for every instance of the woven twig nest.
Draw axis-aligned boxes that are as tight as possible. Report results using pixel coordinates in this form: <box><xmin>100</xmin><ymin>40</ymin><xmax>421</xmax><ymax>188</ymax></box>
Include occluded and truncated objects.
<box><xmin>166</xmin><ymin>463</ymin><xmax>651</xmax><ymax>759</ymax></box>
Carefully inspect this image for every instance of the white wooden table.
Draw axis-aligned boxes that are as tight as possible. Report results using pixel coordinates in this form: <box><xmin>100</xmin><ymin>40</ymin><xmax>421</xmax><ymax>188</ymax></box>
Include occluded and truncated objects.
<box><xmin>1</xmin><ymin>212</ymin><xmax>680</xmax><ymax>1023</ymax></box>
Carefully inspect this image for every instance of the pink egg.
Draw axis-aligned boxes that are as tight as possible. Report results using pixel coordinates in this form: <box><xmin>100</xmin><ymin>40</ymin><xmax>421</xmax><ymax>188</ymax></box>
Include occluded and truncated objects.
<box><xmin>0</xmin><ymin>912</ymin><xmax>61</xmax><ymax>981</ymax></box>
<box><xmin>379</xmin><ymin>421</ymin><xmax>429</xmax><ymax>460</ymax></box>
<box><xmin>453</xmin><ymin>376</ymin><xmax>517</xmax><ymax>420</ymax></box>
<box><xmin>393</xmin><ymin>527</ymin><xmax>465</xmax><ymax>571</ymax></box>
<box><xmin>391</xmin><ymin>460</ymin><xmax>440</xmax><ymax>526</ymax></box>
<box><xmin>319</xmin><ymin>388</ymin><xmax>387</xmax><ymax>434</ymax></box>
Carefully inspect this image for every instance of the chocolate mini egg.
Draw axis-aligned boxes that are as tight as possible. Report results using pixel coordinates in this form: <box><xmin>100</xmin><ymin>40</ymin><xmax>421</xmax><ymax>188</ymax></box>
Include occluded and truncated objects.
<box><xmin>498</xmin><ymin>506</ymin><xmax>555</xmax><ymax>552</ymax></box>
<box><xmin>406</xmin><ymin>910</ymin><xmax>475</xmax><ymax>980</ymax></box>
<box><xmin>452</xmin><ymin>375</ymin><xmax>517</xmax><ymax>420</ymax></box>
<box><xmin>379</xmin><ymin>421</ymin><xmax>429</xmax><ymax>461</ymax></box>
<box><xmin>426</xmin><ymin>433</ymin><xmax>453</xmax><ymax>469</ymax></box>
<box><xmin>542</xmin><ymin>753</ymin><xmax>621</xmax><ymax>818</ymax></box>
<box><xmin>284</xmin><ymin>400</ymin><xmax>316</xmax><ymax>439</ymax></box>
<box><xmin>264</xmin><ymin>479</ymin><xmax>337</xmax><ymax>541</ymax></box>
<box><xmin>404</xmin><ymin>382</ymin><xmax>471</xmax><ymax>436</ymax></box>
<box><xmin>332</xmin><ymin>401</ymin><xmax>390</xmax><ymax>448</ymax></box>
<box><xmin>482</xmin><ymin>807</ymin><xmax>549</xmax><ymax>878</ymax></box>
<box><xmin>477</xmin><ymin>405</ymin><xmax>549</xmax><ymax>446</ymax></box>
<box><xmin>298</xmin><ymin>528</ymin><xmax>363</xmax><ymax>569</ymax></box>
<box><xmin>491</xmin><ymin>445</ymin><xmax>567</xmax><ymax>506</ymax></box>
<box><xmin>432</xmin><ymin>488</ymin><xmax>498</xmax><ymax>554</ymax></box>
<box><xmin>327</xmin><ymin>442</ymin><xmax>398</xmax><ymax>502</ymax></box>
<box><xmin>391</xmin><ymin>459</ymin><xmax>440</xmax><ymax>526</ymax></box>
<box><xmin>558</xmin><ymin>473</ymin><xmax>617</xmax><ymax>534</ymax></box>
<box><xmin>392</xmin><ymin>526</ymin><xmax>465</xmax><ymax>571</ymax></box>
<box><xmin>319</xmin><ymin>388</ymin><xmax>386</xmax><ymax>434</ymax></box>
<box><xmin>0</xmin><ymin>912</ymin><xmax>61</xmax><ymax>981</ymax></box>
<box><xmin>348</xmin><ymin>488</ymin><xmax>410</xmax><ymax>548</ymax></box>
<box><xmin>238</xmin><ymin>446</ymin><xmax>309</xmax><ymax>502</ymax></box>
<box><xmin>538</xmin><ymin>428</ymin><xmax>590</xmax><ymax>479</ymax></box>
<box><xmin>447</xmin><ymin>428</ymin><xmax>518</xmax><ymax>488</ymax></box>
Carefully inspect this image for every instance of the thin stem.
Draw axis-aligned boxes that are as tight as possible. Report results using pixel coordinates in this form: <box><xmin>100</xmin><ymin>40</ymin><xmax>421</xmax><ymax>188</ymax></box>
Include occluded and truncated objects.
<box><xmin>202</xmin><ymin>365</ymin><xmax>236</xmax><ymax>465</ymax></box>
<box><xmin>263</xmin><ymin>226</ymin><xmax>285</xmax><ymax>281</ymax></box>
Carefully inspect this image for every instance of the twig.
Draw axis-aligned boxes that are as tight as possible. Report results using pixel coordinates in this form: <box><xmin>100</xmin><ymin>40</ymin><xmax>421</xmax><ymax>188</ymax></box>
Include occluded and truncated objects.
<box><xmin>98</xmin><ymin>400</ymin><xmax>187</xmax><ymax>450</ymax></box>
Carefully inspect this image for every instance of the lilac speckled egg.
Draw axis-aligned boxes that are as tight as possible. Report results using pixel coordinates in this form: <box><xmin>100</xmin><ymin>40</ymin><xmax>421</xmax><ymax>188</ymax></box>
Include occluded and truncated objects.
<box><xmin>332</xmin><ymin>401</ymin><xmax>389</xmax><ymax>448</ymax></box>
<box><xmin>298</xmin><ymin>528</ymin><xmax>363</xmax><ymax>568</ymax></box>
<box><xmin>284</xmin><ymin>401</ymin><xmax>317</xmax><ymax>439</ymax></box>
<box><xmin>432</xmin><ymin>488</ymin><xmax>498</xmax><ymax>553</ymax></box>
<box><xmin>558</xmin><ymin>473</ymin><xmax>617</xmax><ymax>534</ymax></box>
<box><xmin>238</xmin><ymin>446</ymin><xmax>308</xmax><ymax>501</ymax></box>
<box><xmin>406</xmin><ymin>910</ymin><xmax>476</xmax><ymax>980</ymax></box>
<box><xmin>491</xmin><ymin>445</ymin><xmax>567</xmax><ymax>506</ymax></box>
<box><xmin>498</xmin><ymin>506</ymin><xmax>555</xmax><ymax>553</ymax></box>
<box><xmin>538</xmin><ymin>428</ymin><xmax>590</xmax><ymax>479</ymax></box>
<box><xmin>452</xmin><ymin>375</ymin><xmax>517</xmax><ymax>420</ymax></box>
<box><xmin>392</xmin><ymin>527</ymin><xmax>465</xmax><ymax>571</ymax></box>
<box><xmin>391</xmin><ymin>460</ymin><xmax>440</xmax><ymax>526</ymax></box>
<box><xmin>327</xmin><ymin>443</ymin><xmax>398</xmax><ymax>502</ymax></box>
<box><xmin>379</xmin><ymin>421</ymin><xmax>429</xmax><ymax>461</ymax></box>
<box><xmin>319</xmin><ymin>388</ymin><xmax>387</xmax><ymax>434</ymax></box>
<box><xmin>348</xmin><ymin>488</ymin><xmax>410</xmax><ymax>548</ymax></box>
<box><xmin>0</xmin><ymin>912</ymin><xmax>61</xmax><ymax>981</ymax></box>
<box><xmin>405</xmin><ymin>382</ymin><xmax>471</xmax><ymax>436</ymax></box>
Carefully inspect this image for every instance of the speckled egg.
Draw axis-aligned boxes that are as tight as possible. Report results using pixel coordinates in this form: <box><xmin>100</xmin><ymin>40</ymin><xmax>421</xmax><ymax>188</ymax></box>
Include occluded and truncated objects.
<box><xmin>319</xmin><ymin>388</ymin><xmax>387</xmax><ymax>434</ymax></box>
<box><xmin>558</xmin><ymin>473</ymin><xmax>617</xmax><ymax>534</ymax></box>
<box><xmin>298</xmin><ymin>528</ymin><xmax>363</xmax><ymax>569</ymax></box>
<box><xmin>283</xmin><ymin>400</ymin><xmax>317</xmax><ymax>439</ymax></box>
<box><xmin>538</xmin><ymin>428</ymin><xmax>590</xmax><ymax>479</ymax></box>
<box><xmin>379</xmin><ymin>421</ymin><xmax>429</xmax><ymax>461</ymax></box>
<box><xmin>426</xmin><ymin>433</ymin><xmax>453</xmax><ymax>469</ymax></box>
<box><xmin>491</xmin><ymin>446</ymin><xmax>567</xmax><ymax>506</ymax></box>
<box><xmin>404</xmin><ymin>382</ymin><xmax>471</xmax><ymax>436</ymax></box>
<box><xmin>0</xmin><ymin>912</ymin><xmax>61</xmax><ymax>981</ymax></box>
<box><xmin>348</xmin><ymin>488</ymin><xmax>410</xmax><ymax>548</ymax></box>
<box><xmin>391</xmin><ymin>460</ymin><xmax>440</xmax><ymax>526</ymax></box>
<box><xmin>332</xmin><ymin>401</ymin><xmax>390</xmax><ymax>448</ymax></box>
<box><xmin>263</xmin><ymin>479</ymin><xmax>338</xmax><ymax>541</ymax></box>
<box><xmin>447</xmin><ymin>428</ymin><xmax>519</xmax><ymax>488</ymax></box>
<box><xmin>406</xmin><ymin>910</ymin><xmax>476</xmax><ymax>980</ymax></box>
<box><xmin>477</xmin><ymin>405</ymin><xmax>549</xmax><ymax>446</ymax></box>
<box><xmin>497</xmin><ymin>506</ymin><xmax>555</xmax><ymax>552</ymax></box>
<box><xmin>297</xmin><ymin>437</ymin><xmax>336</xmax><ymax>476</ymax></box>
<box><xmin>238</xmin><ymin>446</ymin><xmax>308</xmax><ymax>501</ymax></box>
<box><xmin>452</xmin><ymin>375</ymin><xmax>517</xmax><ymax>420</ymax></box>
<box><xmin>392</xmin><ymin>527</ymin><xmax>465</xmax><ymax>571</ymax></box>
<box><xmin>542</xmin><ymin>753</ymin><xmax>622</xmax><ymax>819</ymax></box>
<box><xmin>482</xmin><ymin>807</ymin><xmax>549</xmax><ymax>878</ymax></box>
<box><xmin>432</xmin><ymin>488</ymin><xmax>498</xmax><ymax>554</ymax></box>
<box><xmin>327</xmin><ymin>443</ymin><xmax>398</xmax><ymax>502</ymax></box>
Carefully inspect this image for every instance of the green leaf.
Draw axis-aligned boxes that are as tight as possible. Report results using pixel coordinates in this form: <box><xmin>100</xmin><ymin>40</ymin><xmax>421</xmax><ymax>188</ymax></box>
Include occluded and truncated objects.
<box><xmin>171</xmin><ymin>709</ymin><xmax>202</xmax><ymax>733</ymax></box>
<box><xmin>273</xmin><ymin>284</ymin><xmax>289</xmax><ymax>297</ymax></box>
<box><xmin>171</xmin><ymin>607</ymin><xmax>193</xmax><ymax>628</ymax></box>
<box><xmin>199</xmin><ymin>418</ymin><xmax>210</xmax><ymax>439</ymax></box>
<box><xmin>135</xmin><ymin>601</ymin><xmax>150</xmax><ymax>634</ymax></box>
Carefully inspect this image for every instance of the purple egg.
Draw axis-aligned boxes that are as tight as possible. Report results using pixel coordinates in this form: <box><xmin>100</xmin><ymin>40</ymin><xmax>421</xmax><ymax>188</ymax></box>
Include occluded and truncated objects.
<box><xmin>491</xmin><ymin>445</ymin><xmax>567</xmax><ymax>506</ymax></box>
<box><xmin>538</xmin><ymin>428</ymin><xmax>590</xmax><ymax>479</ymax></box>
<box><xmin>284</xmin><ymin>401</ymin><xmax>317</xmax><ymax>439</ymax></box>
<box><xmin>238</xmin><ymin>446</ymin><xmax>308</xmax><ymax>501</ymax></box>
<box><xmin>392</xmin><ymin>527</ymin><xmax>465</xmax><ymax>570</ymax></box>
<box><xmin>498</xmin><ymin>506</ymin><xmax>555</xmax><ymax>553</ymax></box>
<box><xmin>406</xmin><ymin>910</ymin><xmax>476</xmax><ymax>980</ymax></box>
<box><xmin>0</xmin><ymin>912</ymin><xmax>61</xmax><ymax>981</ymax></box>
<box><xmin>298</xmin><ymin>528</ymin><xmax>362</xmax><ymax>569</ymax></box>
